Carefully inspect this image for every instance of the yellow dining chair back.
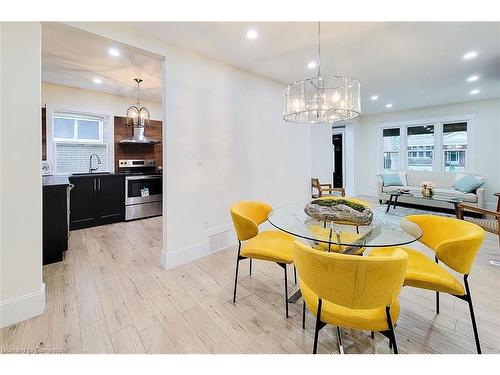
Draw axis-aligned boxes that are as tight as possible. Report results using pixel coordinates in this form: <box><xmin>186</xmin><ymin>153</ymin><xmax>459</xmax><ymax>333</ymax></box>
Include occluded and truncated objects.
<box><xmin>230</xmin><ymin>201</ymin><xmax>272</xmax><ymax>241</ymax></box>
<box><xmin>229</xmin><ymin>201</ymin><xmax>296</xmax><ymax>317</ymax></box>
<box><xmin>293</xmin><ymin>240</ymin><xmax>408</xmax><ymax>354</ymax></box>
<box><xmin>406</xmin><ymin>215</ymin><xmax>484</xmax><ymax>275</ymax></box>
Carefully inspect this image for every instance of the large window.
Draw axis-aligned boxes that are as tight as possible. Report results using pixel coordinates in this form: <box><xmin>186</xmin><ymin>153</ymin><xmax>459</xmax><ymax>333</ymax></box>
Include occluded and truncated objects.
<box><xmin>379</xmin><ymin>117</ymin><xmax>471</xmax><ymax>173</ymax></box>
<box><xmin>407</xmin><ymin>125</ymin><xmax>434</xmax><ymax>171</ymax></box>
<box><xmin>443</xmin><ymin>122</ymin><xmax>467</xmax><ymax>172</ymax></box>
<box><xmin>382</xmin><ymin>128</ymin><xmax>400</xmax><ymax>172</ymax></box>
<box><xmin>54</xmin><ymin>114</ymin><xmax>103</xmax><ymax>142</ymax></box>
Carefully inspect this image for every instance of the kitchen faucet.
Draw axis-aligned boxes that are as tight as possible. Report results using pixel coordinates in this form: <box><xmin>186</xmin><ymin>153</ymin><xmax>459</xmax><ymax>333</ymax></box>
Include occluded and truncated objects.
<box><xmin>89</xmin><ymin>153</ymin><xmax>101</xmax><ymax>173</ymax></box>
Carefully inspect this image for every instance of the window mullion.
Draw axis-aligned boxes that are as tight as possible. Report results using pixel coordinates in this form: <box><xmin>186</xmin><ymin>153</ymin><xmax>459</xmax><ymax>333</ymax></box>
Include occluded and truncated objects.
<box><xmin>434</xmin><ymin>122</ymin><xmax>443</xmax><ymax>172</ymax></box>
<box><xmin>73</xmin><ymin>119</ymin><xmax>78</xmax><ymax>141</ymax></box>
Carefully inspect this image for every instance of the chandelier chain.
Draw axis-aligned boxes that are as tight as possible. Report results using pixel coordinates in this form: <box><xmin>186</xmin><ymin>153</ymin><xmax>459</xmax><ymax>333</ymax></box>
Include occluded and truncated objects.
<box><xmin>317</xmin><ymin>21</ymin><xmax>321</xmax><ymax>78</ymax></box>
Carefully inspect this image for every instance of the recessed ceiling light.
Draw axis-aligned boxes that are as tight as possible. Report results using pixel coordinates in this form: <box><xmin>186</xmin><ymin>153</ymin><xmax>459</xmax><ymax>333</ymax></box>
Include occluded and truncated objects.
<box><xmin>470</xmin><ymin>89</ymin><xmax>480</xmax><ymax>95</ymax></box>
<box><xmin>370</xmin><ymin>95</ymin><xmax>379</xmax><ymax>101</ymax></box>
<box><xmin>246</xmin><ymin>29</ymin><xmax>258</xmax><ymax>40</ymax></box>
<box><xmin>385</xmin><ymin>103</ymin><xmax>393</xmax><ymax>108</ymax></box>
<box><xmin>307</xmin><ymin>61</ymin><xmax>317</xmax><ymax>69</ymax></box>
<box><xmin>462</xmin><ymin>51</ymin><xmax>477</xmax><ymax>60</ymax></box>
<box><xmin>92</xmin><ymin>78</ymin><xmax>102</xmax><ymax>84</ymax></box>
<box><xmin>108</xmin><ymin>48</ymin><xmax>120</xmax><ymax>57</ymax></box>
<box><xmin>466</xmin><ymin>75</ymin><xmax>479</xmax><ymax>82</ymax></box>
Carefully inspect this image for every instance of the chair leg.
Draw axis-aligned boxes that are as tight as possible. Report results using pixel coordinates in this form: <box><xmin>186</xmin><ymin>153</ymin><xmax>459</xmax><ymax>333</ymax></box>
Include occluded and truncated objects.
<box><xmin>435</xmin><ymin>257</ymin><xmax>440</xmax><ymax>314</ymax></box>
<box><xmin>336</xmin><ymin>326</ymin><xmax>344</xmax><ymax>354</ymax></box>
<box><xmin>283</xmin><ymin>263</ymin><xmax>289</xmax><ymax>319</ymax></box>
<box><xmin>294</xmin><ymin>265</ymin><xmax>297</xmax><ymax>285</ymax></box>
<box><xmin>302</xmin><ymin>300</ymin><xmax>306</xmax><ymax>329</ymax></box>
<box><xmin>385</xmin><ymin>306</ymin><xmax>398</xmax><ymax>354</ymax></box>
<box><xmin>370</xmin><ymin>331</ymin><xmax>375</xmax><ymax>339</ymax></box>
<box><xmin>464</xmin><ymin>275</ymin><xmax>482</xmax><ymax>354</ymax></box>
<box><xmin>232</xmin><ymin>242</ymin><xmax>242</xmax><ymax>304</ymax></box>
<box><xmin>313</xmin><ymin>299</ymin><xmax>323</xmax><ymax>354</ymax></box>
<box><xmin>249</xmin><ymin>258</ymin><xmax>252</xmax><ymax>275</ymax></box>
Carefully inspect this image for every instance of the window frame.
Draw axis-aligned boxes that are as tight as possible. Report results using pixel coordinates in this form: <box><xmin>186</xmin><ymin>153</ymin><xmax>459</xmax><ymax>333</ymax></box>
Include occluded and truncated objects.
<box><xmin>53</xmin><ymin>113</ymin><xmax>104</xmax><ymax>143</ymax></box>
<box><xmin>377</xmin><ymin>113</ymin><xmax>476</xmax><ymax>174</ymax></box>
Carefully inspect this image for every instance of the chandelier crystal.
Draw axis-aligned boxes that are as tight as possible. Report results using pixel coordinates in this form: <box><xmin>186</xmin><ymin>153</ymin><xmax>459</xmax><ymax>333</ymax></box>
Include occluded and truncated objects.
<box><xmin>283</xmin><ymin>23</ymin><xmax>361</xmax><ymax>124</ymax></box>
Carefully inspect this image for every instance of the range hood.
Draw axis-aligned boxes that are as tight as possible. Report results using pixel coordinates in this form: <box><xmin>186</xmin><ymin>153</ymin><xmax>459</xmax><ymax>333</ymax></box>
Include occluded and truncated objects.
<box><xmin>119</xmin><ymin>126</ymin><xmax>161</xmax><ymax>145</ymax></box>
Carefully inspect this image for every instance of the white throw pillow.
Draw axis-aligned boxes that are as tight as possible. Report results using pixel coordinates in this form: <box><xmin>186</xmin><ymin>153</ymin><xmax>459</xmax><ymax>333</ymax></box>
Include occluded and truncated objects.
<box><xmin>397</xmin><ymin>171</ymin><xmax>408</xmax><ymax>186</ymax></box>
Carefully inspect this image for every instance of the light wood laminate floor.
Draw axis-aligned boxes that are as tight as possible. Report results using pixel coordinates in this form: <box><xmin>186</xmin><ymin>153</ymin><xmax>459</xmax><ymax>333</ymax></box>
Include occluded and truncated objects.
<box><xmin>1</xmin><ymin>198</ymin><xmax>500</xmax><ymax>354</ymax></box>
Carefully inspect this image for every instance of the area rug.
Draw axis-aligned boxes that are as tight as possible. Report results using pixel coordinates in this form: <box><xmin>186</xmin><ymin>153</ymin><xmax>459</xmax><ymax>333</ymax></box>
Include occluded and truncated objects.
<box><xmin>372</xmin><ymin>205</ymin><xmax>454</xmax><ymax>231</ymax></box>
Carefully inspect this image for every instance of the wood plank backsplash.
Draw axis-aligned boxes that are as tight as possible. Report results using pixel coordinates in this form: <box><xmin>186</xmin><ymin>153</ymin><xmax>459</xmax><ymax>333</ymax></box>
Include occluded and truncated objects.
<box><xmin>114</xmin><ymin>116</ymin><xmax>163</xmax><ymax>171</ymax></box>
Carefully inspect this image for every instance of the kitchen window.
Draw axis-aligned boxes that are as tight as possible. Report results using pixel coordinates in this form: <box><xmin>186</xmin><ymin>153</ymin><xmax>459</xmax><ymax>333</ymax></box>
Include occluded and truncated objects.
<box><xmin>53</xmin><ymin>114</ymin><xmax>103</xmax><ymax>142</ymax></box>
<box><xmin>52</xmin><ymin>112</ymin><xmax>110</xmax><ymax>174</ymax></box>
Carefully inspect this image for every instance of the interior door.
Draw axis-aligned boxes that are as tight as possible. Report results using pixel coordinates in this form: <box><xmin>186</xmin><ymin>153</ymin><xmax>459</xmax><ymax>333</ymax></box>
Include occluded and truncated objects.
<box><xmin>332</xmin><ymin>133</ymin><xmax>343</xmax><ymax>188</ymax></box>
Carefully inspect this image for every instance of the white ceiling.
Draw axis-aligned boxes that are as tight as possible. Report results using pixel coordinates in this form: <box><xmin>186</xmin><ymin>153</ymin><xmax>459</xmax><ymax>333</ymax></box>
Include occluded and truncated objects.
<box><xmin>125</xmin><ymin>21</ymin><xmax>500</xmax><ymax>114</ymax></box>
<box><xmin>42</xmin><ymin>23</ymin><xmax>163</xmax><ymax>102</ymax></box>
<box><xmin>44</xmin><ymin>22</ymin><xmax>500</xmax><ymax>114</ymax></box>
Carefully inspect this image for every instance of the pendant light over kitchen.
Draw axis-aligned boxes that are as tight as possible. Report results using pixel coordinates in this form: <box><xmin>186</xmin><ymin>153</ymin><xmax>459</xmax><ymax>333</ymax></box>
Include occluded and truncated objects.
<box><xmin>121</xmin><ymin>78</ymin><xmax>160</xmax><ymax>144</ymax></box>
<box><xmin>283</xmin><ymin>22</ymin><xmax>361</xmax><ymax>124</ymax></box>
<box><xmin>126</xmin><ymin>78</ymin><xmax>151</xmax><ymax>128</ymax></box>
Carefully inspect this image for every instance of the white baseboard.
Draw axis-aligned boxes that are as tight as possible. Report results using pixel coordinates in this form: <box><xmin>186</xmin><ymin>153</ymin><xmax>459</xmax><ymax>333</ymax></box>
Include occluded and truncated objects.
<box><xmin>0</xmin><ymin>283</ymin><xmax>45</xmax><ymax>328</ymax></box>
<box><xmin>161</xmin><ymin>224</ymin><xmax>237</xmax><ymax>270</ymax></box>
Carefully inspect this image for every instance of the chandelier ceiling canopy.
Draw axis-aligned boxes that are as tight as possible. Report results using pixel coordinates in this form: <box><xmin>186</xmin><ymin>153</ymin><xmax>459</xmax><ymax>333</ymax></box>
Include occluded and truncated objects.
<box><xmin>283</xmin><ymin>23</ymin><xmax>361</xmax><ymax>124</ymax></box>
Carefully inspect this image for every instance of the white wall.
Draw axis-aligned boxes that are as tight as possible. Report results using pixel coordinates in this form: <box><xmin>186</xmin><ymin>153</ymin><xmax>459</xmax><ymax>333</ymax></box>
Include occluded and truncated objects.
<box><xmin>0</xmin><ymin>23</ymin><xmax>44</xmax><ymax>328</ymax></box>
<box><xmin>311</xmin><ymin>125</ymin><xmax>333</xmax><ymax>185</ymax></box>
<box><xmin>42</xmin><ymin>82</ymin><xmax>162</xmax><ymax>172</ymax></box>
<box><xmin>355</xmin><ymin>98</ymin><xmax>500</xmax><ymax>208</ymax></box>
<box><xmin>67</xmin><ymin>23</ymin><xmax>312</xmax><ymax>268</ymax></box>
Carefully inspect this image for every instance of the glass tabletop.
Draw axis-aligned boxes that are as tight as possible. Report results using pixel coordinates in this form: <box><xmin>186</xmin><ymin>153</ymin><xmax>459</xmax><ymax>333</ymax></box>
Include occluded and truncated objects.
<box><xmin>268</xmin><ymin>203</ymin><xmax>423</xmax><ymax>254</ymax></box>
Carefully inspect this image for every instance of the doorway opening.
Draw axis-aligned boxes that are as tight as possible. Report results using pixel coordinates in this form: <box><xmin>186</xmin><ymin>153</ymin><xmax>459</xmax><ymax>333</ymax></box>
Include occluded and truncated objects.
<box><xmin>332</xmin><ymin>131</ymin><xmax>345</xmax><ymax>188</ymax></box>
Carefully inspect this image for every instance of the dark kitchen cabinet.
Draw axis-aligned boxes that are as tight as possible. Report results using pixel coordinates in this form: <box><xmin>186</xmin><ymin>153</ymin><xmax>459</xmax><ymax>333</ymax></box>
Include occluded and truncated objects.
<box><xmin>69</xmin><ymin>174</ymin><xmax>124</xmax><ymax>230</ymax></box>
<box><xmin>43</xmin><ymin>185</ymin><xmax>69</xmax><ymax>265</ymax></box>
<box><xmin>99</xmin><ymin>175</ymin><xmax>125</xmax><ymax>225</ymax></box>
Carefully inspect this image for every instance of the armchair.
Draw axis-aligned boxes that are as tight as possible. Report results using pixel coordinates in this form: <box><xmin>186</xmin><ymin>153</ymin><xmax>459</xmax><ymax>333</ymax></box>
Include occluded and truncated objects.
<box><xmin>311</xmin><ymin>178</ymin><xmax>345</xmax><ymax>198</ymax></box>
<box><xmin>457</xmin><ymin>193</ymin><xmax>500</xmax><ymax>267</ymax></box>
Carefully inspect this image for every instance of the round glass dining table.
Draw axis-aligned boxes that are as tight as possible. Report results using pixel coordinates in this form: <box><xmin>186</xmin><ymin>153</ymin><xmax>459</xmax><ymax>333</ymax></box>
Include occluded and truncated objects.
<box><xmin>268</xmin><ymin>202</ymin><xmax>423</xmax><ymax>254</ymax></box>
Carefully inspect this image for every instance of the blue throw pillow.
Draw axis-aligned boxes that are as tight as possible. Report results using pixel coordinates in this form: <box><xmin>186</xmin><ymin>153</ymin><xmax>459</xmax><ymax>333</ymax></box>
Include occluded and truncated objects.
<box><xmin>453</xmin><ymin>174</ymin><xmax>485</xmax><ymax>193</ymax></box>
<box><xmin>380</xmin><ymin>173</ymin><xmax>403</xmax><ymax>186</ymax></box>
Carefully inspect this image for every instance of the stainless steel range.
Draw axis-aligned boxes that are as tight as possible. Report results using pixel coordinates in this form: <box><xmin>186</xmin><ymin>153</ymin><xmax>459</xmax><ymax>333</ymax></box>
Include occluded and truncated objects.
<box><xmin>118</xmin><ymin>159</ymin><xmax>162</xmax><ymax>221</ymax></box>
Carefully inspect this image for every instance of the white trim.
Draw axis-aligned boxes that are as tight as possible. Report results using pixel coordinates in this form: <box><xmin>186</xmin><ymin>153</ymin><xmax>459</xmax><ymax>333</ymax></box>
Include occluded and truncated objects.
<box><xmin>0</xmin><ymin>283</ymin><xmax>45</xmax><ymax>328</ymax></box>
<box><xmin>161</xmin><ymin>224</ymin><xmax>237</xmax><ymax>270</ymax></box>
<box><xmin>376</xmin><ymin>112</ymin><xmax>478</xmax><ymax>129</ymax></box>
<box><xmin>332</xmin><ymin>128</ymin><xmax>346</xmax><ymax>188</ymax></box>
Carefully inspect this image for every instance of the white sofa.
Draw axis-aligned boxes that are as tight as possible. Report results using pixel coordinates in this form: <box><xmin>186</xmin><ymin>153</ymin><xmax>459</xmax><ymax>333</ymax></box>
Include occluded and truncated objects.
<box><xmin>377</xmin><ymin>170</ymin><xmax>485</xmax><ymax>210</ymax></box>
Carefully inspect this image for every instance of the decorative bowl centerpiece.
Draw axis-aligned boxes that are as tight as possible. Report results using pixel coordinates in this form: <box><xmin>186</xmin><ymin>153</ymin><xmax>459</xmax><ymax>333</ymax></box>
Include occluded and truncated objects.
<box><xmin>420</xmin><ymin>180</ymin><xmax>436</xmax><ymax>198</ymax></box>
<box><xmin>304</xmin><ymin>197</ymin><xmax>373</xmax><ymax>226</ymax></box>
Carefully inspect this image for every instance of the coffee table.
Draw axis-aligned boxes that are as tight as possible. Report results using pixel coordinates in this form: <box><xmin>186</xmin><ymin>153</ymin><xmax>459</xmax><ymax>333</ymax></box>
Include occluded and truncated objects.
<box><xmin>387</xmin><ymin>190</ymin><xmax>464</xmax><ymax>217</ymax></box>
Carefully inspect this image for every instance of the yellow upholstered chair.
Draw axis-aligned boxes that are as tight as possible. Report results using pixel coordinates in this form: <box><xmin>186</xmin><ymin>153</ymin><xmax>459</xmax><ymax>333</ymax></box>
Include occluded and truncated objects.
<box><xmin>370</xmin><ymin>215</ymin><xmax>485</xmax><ymax>353</ymax></box>
<box><xmin>293</xmin><ymin>241</ymin><xmax>408</xmax><ymax>354</ymax></box>
<box><xmin>230</xmin><ymin>201</ymin><xmax>296</xmax><ymax>318</ymax></box>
